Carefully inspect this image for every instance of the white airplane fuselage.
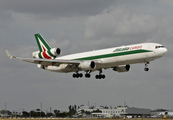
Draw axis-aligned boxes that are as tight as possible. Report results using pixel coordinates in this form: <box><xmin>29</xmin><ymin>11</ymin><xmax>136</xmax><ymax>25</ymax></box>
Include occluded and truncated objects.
<box><xmin>6</xmin><ymin>33</ymin><xmax>168</xmax><ymax>79</ymax></box>
<box><xmin>45</xmin><ymin>43</ymin><xmax>167</xmax><ymax>73</ymax></box>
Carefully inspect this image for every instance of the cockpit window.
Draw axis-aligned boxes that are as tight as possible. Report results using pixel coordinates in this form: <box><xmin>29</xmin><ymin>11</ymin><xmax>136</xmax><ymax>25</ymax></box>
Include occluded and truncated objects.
<box><xmin>155</xmin><ymin>46</ymin><xmax>164</xmax><ymax>49</ymax></box>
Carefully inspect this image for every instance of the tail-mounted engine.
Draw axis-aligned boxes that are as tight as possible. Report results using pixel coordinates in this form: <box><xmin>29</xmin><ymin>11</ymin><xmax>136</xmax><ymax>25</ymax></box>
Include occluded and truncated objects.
<box><xmin>113</xmin><ymin>65</ymin><xmax>130</xmax><ymax>72</ymax></box>
<box><xmin>32</xmin><ymin>48</ymin><xmax>61</xmax><ymax>59</ymax></box>
<box><xmin>50</xmin><ymin>48</ymin><xmax>61</xmax><ymax>56</ymax></box>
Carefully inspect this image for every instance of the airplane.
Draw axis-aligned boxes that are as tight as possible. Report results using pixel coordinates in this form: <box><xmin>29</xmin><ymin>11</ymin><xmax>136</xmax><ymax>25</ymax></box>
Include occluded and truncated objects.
<box><xmin>6</xmin><ymin>33</ymin><xmax>167</xmax><ymax>79</ymax></box>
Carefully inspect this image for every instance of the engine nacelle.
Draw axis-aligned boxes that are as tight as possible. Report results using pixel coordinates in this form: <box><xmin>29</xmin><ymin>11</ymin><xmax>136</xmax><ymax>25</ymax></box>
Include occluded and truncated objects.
<box><xmin>78</xmin><ymin>61</ymin><xmax>96</xmax><ymax>70</ymax></box>
<box><xmin>32</xmin><ymin>48</ymin><xmax>61</xmax><ymax>59</ymax></box>
<box><xmin>32</xmin><ymin>51</ymin><xmax>40</xmax><ymax>58</ymax></box>
<box><xmin>50</xmin><ymin>48</ymin><xmax>61</xmax><ymax>56</ymax></box>
<box><xmin>113</xmin><ymin>65</ymin><xmax>130</xmax><ymax>73</ymax></box>
<box><xmin>37</xmin><ymin>64</ymin><xmax>45</xmax><ymax>69</ymax></box>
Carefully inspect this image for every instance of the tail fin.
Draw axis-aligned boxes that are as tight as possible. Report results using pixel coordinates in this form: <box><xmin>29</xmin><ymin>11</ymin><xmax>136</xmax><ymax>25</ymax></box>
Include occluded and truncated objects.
<box><xmin>34</xmin><ymin>33</ymin><xmax>61</xmax><ymax>59</ymax></box>
<box><xmin>34</xmin><ymin>33</ymin><xmax>51</xmax><ymax>52</ymax></box>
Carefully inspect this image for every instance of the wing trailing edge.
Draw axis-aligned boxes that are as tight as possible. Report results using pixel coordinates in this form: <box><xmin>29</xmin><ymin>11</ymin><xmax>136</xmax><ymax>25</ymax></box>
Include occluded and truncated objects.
<box><xmin>5</xmin><ymin>50</ymin><xmax>80</xmax><ymax>66</ymax></box>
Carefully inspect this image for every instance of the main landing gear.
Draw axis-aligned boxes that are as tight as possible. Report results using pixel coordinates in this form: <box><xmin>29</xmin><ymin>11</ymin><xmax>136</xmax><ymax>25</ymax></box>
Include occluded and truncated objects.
<box><xmin>144</xmin><ymin>62</ymin><xmax>149</xmax><ymax>71</ymax></box>
<box><xmin>85</xmin><ymin>73</ymin><xmax>91</xmax><ymax>78</ymax></box>
<box><xmin>95</xmin><ymin>74</ymin><xmax>105</xmax><ymax>79</ymax></box>
<box><xmin>73</xmin><ymin>71</ymin><xmax>91</xmax><ymax>78</ymax></box>
<box><xmin>95</xmin><ymin>69</ymin><xmax>106</xmax><ymax>79</ymax></box>
<box><xmin>73</xmin><ymin>72</ymin><xmax>83</xmax><ymax>78</ymax></box>
<box><xmin>84</xmin><ymin>70</ymin><xmax>91</xmax><ymax>78</ymax></box>
<box><xmin>72</xmin><ymin>70</ymin><xmax>106</xmax><ymax>79</ymax></box>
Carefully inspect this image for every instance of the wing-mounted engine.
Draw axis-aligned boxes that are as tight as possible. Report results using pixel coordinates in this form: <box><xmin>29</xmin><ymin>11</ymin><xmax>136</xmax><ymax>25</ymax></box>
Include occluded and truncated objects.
<box><xmin>113</xmin><ymin>65</ymin><xmax>130</xmax><ymax>72</ymax></box>
<box><xmin>32</xmin><ymin>48</ymin><xmax>61</xmax><ymax>59</ymax></box>
<box><xmin>78</xmin><ymin>61</ymin><xmax>96</xmax><ymax>70</ymax></box>
<box><xmin>37</xmin><ymin>64</ymin><xmax>45</xmax><ymax>69</ymax></box>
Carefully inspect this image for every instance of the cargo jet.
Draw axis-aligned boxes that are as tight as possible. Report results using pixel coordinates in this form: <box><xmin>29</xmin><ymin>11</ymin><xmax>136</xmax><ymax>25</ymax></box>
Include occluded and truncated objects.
<box><xmin>6</xmin><ymin>33</ymin><xmax>167</xmax><ymax>79</ymax></box>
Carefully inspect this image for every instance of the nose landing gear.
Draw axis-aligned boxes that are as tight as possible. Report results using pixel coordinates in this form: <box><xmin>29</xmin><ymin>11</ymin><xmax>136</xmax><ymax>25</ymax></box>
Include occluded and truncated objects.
<box><xmin>144</xmin><ymin>62</ymin><xmax>149</xmax><ymax>71</ymax></box>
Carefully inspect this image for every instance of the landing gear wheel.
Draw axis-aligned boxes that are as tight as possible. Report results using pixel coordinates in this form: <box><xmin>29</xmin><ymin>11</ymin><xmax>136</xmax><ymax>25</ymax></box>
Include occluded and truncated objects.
<box><xmin>79</xmin><ymin>73</ymin><xmax>83</xmax><ymax>77</ymax></box>
<box><xmin>95</xmin><ymin>69</ymin><xmax>106</xmax><ymax>79</ymax></box>
<box><xmin>144</xmin><ymin>68</ymin><xmax>149</xmax><ymax>71</ymax></box>
<box><xmin>95</xmin><ymin>74</ymin><xmax>105</xmax><ymax>79</ymax></box>
<box><xmin>102</xmin><ymin>74</ymin><xmax>105</xmax><ymax>79</ymax></box>
<box><xmin>73</xmin><ymin>74</ymin><xmax>76</xmax><ymax>78</ymax></box>
<box><xmin>95</xmin><ymin>75</ymin><xmax>99</xmax><ymax>79</ymax></box>
<box><xmin>73</xmin><ymin>73</ymin><xmax>83</xmax><ymax>78</ymax></box>
<box><xmin>144</xmin><ymin>62</ymin><xmax>149</xmax><ymax>72</ymax></box>
<box><xmin>85</xmin><ymin>73</ymin><xmax>91</xmax><ymax>78</ymax></box>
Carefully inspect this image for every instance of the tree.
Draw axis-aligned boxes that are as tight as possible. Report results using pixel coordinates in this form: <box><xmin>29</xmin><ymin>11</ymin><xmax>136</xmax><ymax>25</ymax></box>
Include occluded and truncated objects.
<box><xmin>92</xmin><ymin>109</ymin><xmax>102</xmax><ymax>113</ymax></box>
<box><xmin>69</xmin><ymin>105</ymin><xmax>72</xmax><ymax>111</ymax></box>
<box><xmin>74</xmin><ymin>105</ymin><xmax>77</xmax><ymax>111</ymax></box>
<box><xmin>36</xmin><ymin>109</ymin><xmax>40</xmax><ymax>112</ymax></box>
<box><xmin>54</xmin><ymin>110</ymin><xmax>58</xmax><ymax>114</ymax></box>
<box><xmin>22</xmin><ymin>111</ymin><xmax>29</xmax><ymax>117</ymax></box>
<box><xmin>46</xmin><ymin>112</ymin><xmax>53</xmax><ymax>117</ymax></box>
<box><xmin>68</xmin><ymin>105</ymin><xmax>77</xmax><ymax>118</ymax></box>
<box><xmin>0</xmin><ymin>110</ymin><xmax>12</xmax><ymax>117</ymax></box>
<box><xmin>54</xmin><ymin>110</ymin><xmax>58</xmax><ymax>117</ymax></box>
<box><xmin>40</xmin><ymin>111</ymin><xmax>46</xmax><ymax>117</ymax></box>
<box><xmin>58</xmin><ymin>112</ymin><xmax>68</xmax><ymax>118</ymax></box>
<box><xmin>29</xmin><ymin>110</ymin><xmax>45</xmax><ymax>118</ymax></box>
<box><xmin>30</xmin><ymin>111</ymin><xmax>38</xmax><ymax>117</ymax></box>
<box><xmin>85</xmin><ymin>111</ymin><xmax>91</xmax><ymax>115</ymax></box>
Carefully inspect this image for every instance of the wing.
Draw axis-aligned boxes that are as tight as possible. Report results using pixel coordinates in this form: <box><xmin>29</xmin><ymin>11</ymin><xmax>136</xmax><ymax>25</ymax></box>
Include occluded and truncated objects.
<box><xmin>5</xmin><ymin>50</ymin><xmax>80</xmax><ymax>66</ymax></box>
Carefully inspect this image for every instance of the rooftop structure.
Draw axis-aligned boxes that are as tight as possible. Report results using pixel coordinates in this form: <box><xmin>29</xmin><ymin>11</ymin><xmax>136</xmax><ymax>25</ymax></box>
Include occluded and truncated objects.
<box><xmin>77</xmin><ymin>105</ymin><xmax>152</xmax><ymax>118</ymax></box>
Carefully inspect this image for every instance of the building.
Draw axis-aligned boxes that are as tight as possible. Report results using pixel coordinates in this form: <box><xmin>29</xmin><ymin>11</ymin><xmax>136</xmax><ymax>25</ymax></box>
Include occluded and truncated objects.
<box><xmin>77</xmin><ymin>105</ymin><xmax>127</xmax><ymax>118</ymax></box>
<box><xmin>0</xmin><ymin>110</ymin><xmax>12</xmax><ymax>117</ymax></box>
<box><xmin>151</xmin><ymin>109</ymin><xmax>173</xmax><ymax>118</ymax></box>
<box><xmin>77</xmin><ymin>105</ymin><xmax>151</xmax><ymax>118</ymax></box>
<box><xmin>124</xmin><ymin>107</ymin><xmax>151</xmax><ymax>118</ymax></box>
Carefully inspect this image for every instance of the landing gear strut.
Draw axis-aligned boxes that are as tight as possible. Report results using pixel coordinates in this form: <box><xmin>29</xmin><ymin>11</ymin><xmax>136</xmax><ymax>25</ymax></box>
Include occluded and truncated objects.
<box><xmin>85</xmin><ymin>70</ymin><xmax>91</xmax><ymax>78</ymax></box>
<box><xmin>144</xmin><ymin>62</ymin><xmax>149</xmax><ymax>71</ymax></box>
<box><xmin>85</xmin><ymin>73</ymin><xmax>91</xmax><ymax>78</ymax></box>
<box><xmin>95</xmin><ymin>69</ymin><xmax>105</xmax><ymax>79</ymax></box>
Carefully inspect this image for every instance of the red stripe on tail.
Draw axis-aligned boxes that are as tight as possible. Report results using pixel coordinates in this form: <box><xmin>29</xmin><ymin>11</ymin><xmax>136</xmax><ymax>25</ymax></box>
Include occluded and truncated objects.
<box><xmin>42</xmin><ymin>46</ymin><xmax>52</xmax><ymax>59</ymax></box>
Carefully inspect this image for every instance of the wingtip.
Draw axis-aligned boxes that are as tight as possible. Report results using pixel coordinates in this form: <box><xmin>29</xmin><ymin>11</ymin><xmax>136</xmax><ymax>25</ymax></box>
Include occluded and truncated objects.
<box><xmin>5</xmin><ymin>50</ymin><xmax>16</xmax><ymax>59</ymax></box>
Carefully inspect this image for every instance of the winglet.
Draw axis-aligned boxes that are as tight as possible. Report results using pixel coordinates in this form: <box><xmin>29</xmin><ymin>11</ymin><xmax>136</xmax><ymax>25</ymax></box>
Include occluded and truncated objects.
<box><xmin>5</xmin><ymin>50</ymin><xmax>16</xmax><ymax>59</ymax></box>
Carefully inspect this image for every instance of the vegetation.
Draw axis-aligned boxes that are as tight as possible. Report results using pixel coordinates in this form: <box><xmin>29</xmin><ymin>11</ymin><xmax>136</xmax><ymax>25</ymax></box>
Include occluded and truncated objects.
<box><xmin>0</xmin><ymin>104</ymin><xmax>108</xmax><ymax>118</ymax></box>
<box><xmin>1</xmin><ymin>118</ymin><xmax>173</xmax><ymax>120</ymax></box>
<box><xmin>0</xmin><ymin>105</ymin><xmax>78</xmax><ymax>118</ymax></box>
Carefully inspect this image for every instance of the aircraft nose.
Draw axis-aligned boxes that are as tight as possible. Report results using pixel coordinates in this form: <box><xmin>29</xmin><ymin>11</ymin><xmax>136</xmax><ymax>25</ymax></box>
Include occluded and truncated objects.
<box><xmin>162</xmin><ymin>48</ymin><xmax>168</xmax><ymax>55</ymax></box>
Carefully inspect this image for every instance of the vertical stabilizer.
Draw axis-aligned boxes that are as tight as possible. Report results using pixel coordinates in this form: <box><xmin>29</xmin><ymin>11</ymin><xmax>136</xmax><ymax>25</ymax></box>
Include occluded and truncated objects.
<box><xmin>34</xmin><ymin>33</ymin><xmax>51</xmax><ymax>52</ymax></box>
<box><xmin>33</xmin><ymin>33</ymin><xmax>61</xmax><ymax>59</ymax></box>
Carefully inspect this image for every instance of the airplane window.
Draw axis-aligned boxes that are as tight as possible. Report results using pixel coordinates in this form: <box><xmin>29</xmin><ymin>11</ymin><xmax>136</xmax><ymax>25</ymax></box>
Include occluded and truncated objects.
<box><xmin>155</xmin><ymin>46</ymin><xmax>164</xmax><ymax>49</ymax></box>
